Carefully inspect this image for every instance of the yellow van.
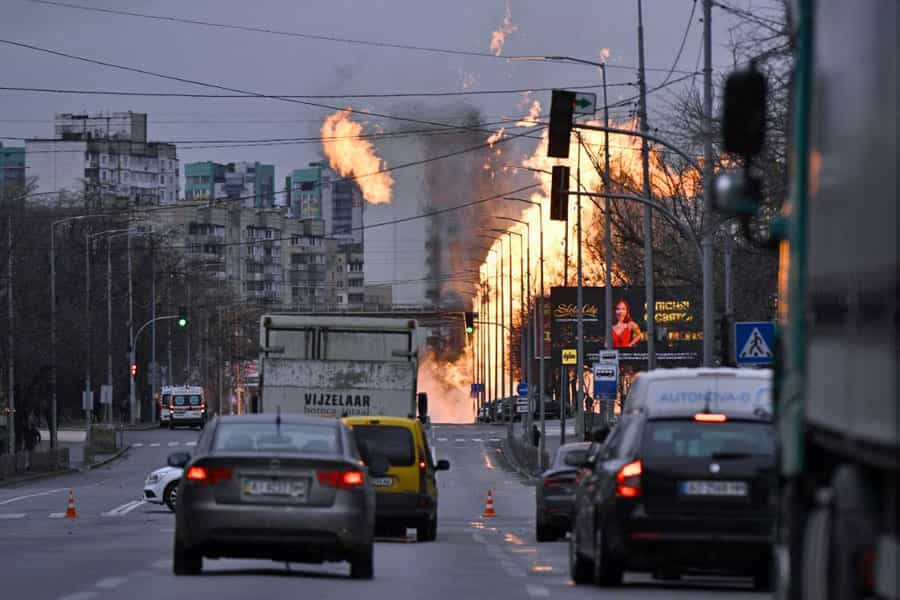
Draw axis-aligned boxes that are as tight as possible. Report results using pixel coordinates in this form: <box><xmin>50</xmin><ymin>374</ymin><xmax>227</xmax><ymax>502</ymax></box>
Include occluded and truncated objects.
<box><xmin>343</xmin><ymin>416</ymin><xmax>449</xmax><ymax>541</ymax></box>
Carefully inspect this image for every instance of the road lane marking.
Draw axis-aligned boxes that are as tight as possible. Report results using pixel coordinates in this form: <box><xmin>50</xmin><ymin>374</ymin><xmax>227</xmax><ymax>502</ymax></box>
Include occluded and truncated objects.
<box><xmin>488</xmin><ymin>438</ymin><xmax>502</xmax><ymax>442</ymax></box>
<box><xmin>0</xmin><ymin>488</ymin><xmax>64</xmax><ymax>505</ymax></box>
<box><xmin>167</xmin><ymin>442</ymin><xmax>180</xmax><ymax>447</ymax></box>
<box><xmin>455</xmin><ymin>438</ymin><xmax>466</xmax><ymax>442</ymax></box>
<box><xmin>0</xmin><ymin>513</ymin><xmax>26</xmax><ymax>519</ymax></box>
<box><xmin>526</xmin><ymin>584</ymin><xmax>550</xmax><ymax>597</ymax></box>
<box><xmin>437</xmin><ymin>438</ymin><xmax>448</xmax><ymax>442</ymax></box>
<box><xmin>102</xmin><ymin>500</ymin><xmax>145</xmax><ymax>516</ymax></box>
<box><xmin>49</xmin><ymin>512</ymin><xmax>65</xmax><ymax>518</ymax></box>
<box><xmin>472</xmin><ymin>438</ymin><xmax>483</xmax><ymax>441</ymax></box>
<box><xmin>132</xmin><ymin>443</ymin><xmax>144</xmax><ymax>447</ymax></box>
<box><xmin>185</xmin><ymin>441</ymin><xmax>197</xmax><ymax>446</ymax></box>
<box><xmin>151</xmin><ymin>559</ymin><xmax>170</xmax><ymax>569</ymax></box>
<box><xmin>149</xmin><ymin>443</ymin><xmax>160</xmax><ymax>447</ymax></box>
<box><xmin>95</xmin><ymin>577</ymin><xmax>127</xmax><ymax>590</ymax></box>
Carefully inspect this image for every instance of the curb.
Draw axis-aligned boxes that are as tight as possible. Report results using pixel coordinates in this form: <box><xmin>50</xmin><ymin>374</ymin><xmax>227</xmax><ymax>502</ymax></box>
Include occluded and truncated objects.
<box><xmin>0</xmin><ymin>468</ymin><xmax>79</xmax><ymax>488</ymax></box>
<box><xmin>500</xmin><ymin>438</ymin><xmax>540</xmax><ymax>481</ymax></box>
<box><xmin>124</xmin><ymin>424</ymin><xmax>161</xmax><ymax>431</ymax></box>
<box><xmin>83</xmin><ymin>444</ymin><xmax>132</xmax><ymax>471</ymax></box>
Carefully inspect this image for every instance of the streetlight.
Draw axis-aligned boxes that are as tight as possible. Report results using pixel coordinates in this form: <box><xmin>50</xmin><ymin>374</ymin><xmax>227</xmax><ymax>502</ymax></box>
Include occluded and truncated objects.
<box><xmin>491</xmin><ymin>227</ymin><xmax>521</xmax><ymax>430</ymax></box>
<box><xmin>49</xmin><ymin>213</ymin><xmax>115</xmax><ymax>448</ymax></box>
<box><xmin>501</xmin><ymin>196</ymin><xmax>547</xmax><ymax>467</ymax></box>
<box><xmin>477</xmin><ymin>234</ymin><xmax>506</xmax><ymax>418</ymax></box>
<box><xmin>496</xmin><ymin>216</ymin><xmax>532</xmax><ymax>431</ymax></box>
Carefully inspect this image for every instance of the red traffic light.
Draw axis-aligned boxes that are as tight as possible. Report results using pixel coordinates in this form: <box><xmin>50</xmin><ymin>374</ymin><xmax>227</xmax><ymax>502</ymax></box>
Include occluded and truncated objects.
<box><xmin>130</xmin><ymin>364</ymin><xmax>137</xmax><ymax>376</ymax></box>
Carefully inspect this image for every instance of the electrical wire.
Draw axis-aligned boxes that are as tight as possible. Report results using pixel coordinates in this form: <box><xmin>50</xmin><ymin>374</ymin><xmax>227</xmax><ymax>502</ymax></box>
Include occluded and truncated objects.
<box><xmin>29</xmin><ymin>0</ymin><xmax>702</xmax><ymax>74</ymax></box>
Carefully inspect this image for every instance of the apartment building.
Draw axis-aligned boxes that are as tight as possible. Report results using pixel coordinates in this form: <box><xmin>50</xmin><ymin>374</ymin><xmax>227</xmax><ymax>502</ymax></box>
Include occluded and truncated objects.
<box><xmin>184</xmin><ymin>161</ymin><xmax>275</xmax><ymax>208</ymax></box>
<box><xmin>26</xmin><ymin>112</ymin><xmax>179</xmax><ymax>207</ymax></box>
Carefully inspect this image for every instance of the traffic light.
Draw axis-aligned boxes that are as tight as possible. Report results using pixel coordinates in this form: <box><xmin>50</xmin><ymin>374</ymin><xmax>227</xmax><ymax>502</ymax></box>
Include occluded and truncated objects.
<box><xmin>177</xmin><ymin>306</ymin><xmax>189</xmax><ymax>328</ymax></box>
<box><xmin>547</xmin><ymin>89</ymin><xmax>575</xmax><ymax>158</ymax></box>
<box><xmin>550</xmin><ymin>165</ymin><xmax>570</xmax><ymax>221</ymax></box>
<box><xmin>130</xmin><ymin>364</ymin><xmax>137</xmax><ymax>377</ymax></box>
<box><xmin>464</xmin><ymin>311</ymin><xmax>478</xmax><ymax>335</ymax></box>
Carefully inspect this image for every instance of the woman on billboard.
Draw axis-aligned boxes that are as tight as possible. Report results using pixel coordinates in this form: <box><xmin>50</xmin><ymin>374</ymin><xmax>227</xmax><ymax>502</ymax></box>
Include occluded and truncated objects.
<box><xmin>612</xmin><ymin>298</ymin><xmax>642</xmax><ymax>348</ymax></box>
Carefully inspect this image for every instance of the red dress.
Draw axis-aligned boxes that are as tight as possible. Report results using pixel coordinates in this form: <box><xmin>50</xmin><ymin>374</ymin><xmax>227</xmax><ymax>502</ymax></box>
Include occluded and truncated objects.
<box><xmin>613</xmin><ymin>325</ymin><xmax>633</xmax><ymax>348</ymax></box>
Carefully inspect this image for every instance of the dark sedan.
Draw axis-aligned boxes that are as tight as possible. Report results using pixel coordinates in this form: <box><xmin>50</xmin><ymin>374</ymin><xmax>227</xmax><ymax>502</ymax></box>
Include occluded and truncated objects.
<box><xmin>535</xmin><ymin>442</ymin><xmax>591</xmax><ymax>541</ymax></box>
<box><xmin>170</xmin><ymin>413</ymin><xmax>381</xmax><ymax>579</ymax></box>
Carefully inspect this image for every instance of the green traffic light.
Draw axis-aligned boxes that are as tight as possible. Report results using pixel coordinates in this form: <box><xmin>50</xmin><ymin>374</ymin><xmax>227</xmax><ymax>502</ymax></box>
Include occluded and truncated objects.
<box><xmin>177</xmin><ymin>317</ymin><xmax>188</xmax><ymax>328</ymax></box>
<box><xmin>466</xmin><ymin>326</ymin><xmax>474</xmax><ymax>334</ymax></box>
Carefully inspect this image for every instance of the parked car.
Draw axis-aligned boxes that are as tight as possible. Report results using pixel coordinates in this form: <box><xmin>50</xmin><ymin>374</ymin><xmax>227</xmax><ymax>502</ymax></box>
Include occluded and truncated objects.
<box><xmin>171</xmin><ymin>413</ymin><xmax>380</xmax><ymax>578</ymax></box>
<box><xmin>569</xmin><ymin>368</ymin><xmax>774</xmax><ymax>589</ymax></box>
<box><xmin>144</xmin><ymin>464</ymin><xmax>183</xmax><ymax>511</ymax></box>
<box><xmin>536</xmin><ymin>442</ymin><xmax>591</xmax><ymax>541</ymax></box>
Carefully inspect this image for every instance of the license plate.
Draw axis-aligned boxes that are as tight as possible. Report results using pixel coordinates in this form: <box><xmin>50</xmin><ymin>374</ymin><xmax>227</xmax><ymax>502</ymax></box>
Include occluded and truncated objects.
<box><xmin>243</xmin><ymin>478</ymin><xmax>307</xmax><ymax>498</ymax></box>
<box><xmin>371</xmin><ymin>477</ymin><xmax>393</xmax><ymax>488</ymax></box>
<box><xmin>679</xmin><ymin>480</ymin><xmax>748</xmax><ymax>497</ymax></box>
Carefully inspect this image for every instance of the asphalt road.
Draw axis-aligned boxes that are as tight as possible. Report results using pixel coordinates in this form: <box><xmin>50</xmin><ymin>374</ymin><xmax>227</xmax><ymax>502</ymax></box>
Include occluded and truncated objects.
<box><xmin>0</xmin><ymin>424</ymin><xmax>771</xmax><ymax>600</ymax></box>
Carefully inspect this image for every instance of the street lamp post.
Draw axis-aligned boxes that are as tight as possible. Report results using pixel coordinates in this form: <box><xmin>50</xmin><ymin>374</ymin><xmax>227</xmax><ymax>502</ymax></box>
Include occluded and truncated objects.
<box><xmin>501</xmin><ymin>196</ymin><xmax>547</xmax><ymax>467</ymax></box>
<box><xmin>49</xmin><ymin>213</ymin><xmax>114</xmax><ymax>448</ymax></box>
<box><xmin>491</xmin><ymin>227</ymin><xmax>522</xmax><ymax>432</ymax></box>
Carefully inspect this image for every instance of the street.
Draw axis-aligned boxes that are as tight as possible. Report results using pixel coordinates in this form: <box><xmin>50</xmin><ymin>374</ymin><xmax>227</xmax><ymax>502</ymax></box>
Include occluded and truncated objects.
<box><xmin>1</xmin><ymin>425</ymin><xmax>768</xmax><ymax>600</ymax></box>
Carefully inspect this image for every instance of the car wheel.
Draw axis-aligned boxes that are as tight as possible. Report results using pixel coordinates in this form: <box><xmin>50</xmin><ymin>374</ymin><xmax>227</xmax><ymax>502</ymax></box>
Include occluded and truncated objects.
<box><xmin>568</xmin><ymin>529</ymin><xmax>593</xmax><ymax>584</ymax></box>
<box><xmin>417</xmin><ymin>513</ymin><xmax>437</xmax><ymax>542</ymax></box>
<box><xmin>163</xmin><ymin>481</ymin><xmax>179</xmax><ymax>512</ymax></box>
<box><xmin>172</xmin><ymin>532</ymin><xmax>202</xmax><ymax>575</ymax></box>
<box><xmin>159</xmin><ymin>421</ymin><xmax>166</xmax><ymax>429</ymax></box>
<box><xmin>349</xmin><ymin>544</ymin><xmax>374</xmax><ymax>579</ymax></box>
<box><xmin>593</xmin><ymin>526</ymin><xmax>624</xmax><ymax>586</ymax></box>
<box><xmin>753</xmin><ymin>555</ymin><xmax>774</xmax><ymax>592</ymax></box>
<box><xmin>169</xmin><ymin>421</ymin><xmax>175</xmax><ymax>430</ymax></box>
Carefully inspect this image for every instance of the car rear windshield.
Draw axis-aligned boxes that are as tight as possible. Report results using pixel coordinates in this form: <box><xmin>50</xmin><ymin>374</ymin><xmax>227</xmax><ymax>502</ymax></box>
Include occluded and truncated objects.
<box><xmin>643</xmin><ymin>420</ymin><xmax>774</xmax><ymax>460</ymax></box>
<box><xmin>212</xmin><ymin>422</ymin><xmax>341</xmax><ymax>455</ymax></box>
<box><xmin>559</xmin><ymin>448</ymin><xmax>588</xmax><ymax>467</ymax></box>
<box><xmin>351</xmin><ymin>425</ymin><xmax>415</xmax><ymax>467</ymax></box>
<box><xmin>173</xmin><ymin>394</ymin><xmax>202</xmax><ymax>407</ymax></box>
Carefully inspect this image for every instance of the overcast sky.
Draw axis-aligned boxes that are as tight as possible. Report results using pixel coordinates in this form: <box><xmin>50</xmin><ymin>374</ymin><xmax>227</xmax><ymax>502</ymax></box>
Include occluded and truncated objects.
<box><xmin>1</xmin><ymin>0</ymin><xmax>743</xmax><ymax>183</ymax></box>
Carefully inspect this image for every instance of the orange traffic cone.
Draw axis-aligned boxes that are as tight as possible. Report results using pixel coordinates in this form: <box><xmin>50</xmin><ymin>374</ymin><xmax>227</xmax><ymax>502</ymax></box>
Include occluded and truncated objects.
<box><xmin>482</xmin><ymin>489</ymin><xmax>497</xmax><ymax>518</ymax></box>
<box><xmin>64</xmin><ymin>489</ymin><xmax>77</xmax><ymax>519</ymax></box>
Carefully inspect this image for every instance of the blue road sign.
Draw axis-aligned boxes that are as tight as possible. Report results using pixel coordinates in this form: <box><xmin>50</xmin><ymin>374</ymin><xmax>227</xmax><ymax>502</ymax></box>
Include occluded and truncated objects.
<box><xmin>517</xmin><ymin>382</ymin><xmax>529</xmax><ymax>397</ymax></box>
<box><xmin>735</xmin><ymin>322</ymin><xmax>776</xmax><ymax>365</ymax></box>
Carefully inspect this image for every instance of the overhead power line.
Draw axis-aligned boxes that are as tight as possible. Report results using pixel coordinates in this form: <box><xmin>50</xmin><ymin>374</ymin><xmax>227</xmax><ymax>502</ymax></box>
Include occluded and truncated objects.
<box><xmin>30</xmin><ymin>0</ymin><xmax>699</xmax><ymax>74</ymax></box>
<box><xmin>0</xmin><ymin>80</ymin><xmax>633</xmax><ymax>99</ymax></box>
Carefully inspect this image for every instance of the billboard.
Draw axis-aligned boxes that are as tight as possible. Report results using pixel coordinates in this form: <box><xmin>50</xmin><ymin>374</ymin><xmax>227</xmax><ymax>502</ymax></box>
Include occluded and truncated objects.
<box><xmin>550</xmin><ymin>286</ymin><xmax>702</xmax><ymax>368</ymax></box>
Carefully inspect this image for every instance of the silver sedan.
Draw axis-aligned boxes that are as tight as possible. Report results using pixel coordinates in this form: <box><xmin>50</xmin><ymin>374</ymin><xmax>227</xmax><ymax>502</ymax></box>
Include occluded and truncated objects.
<box><xmin>170</xmin><ymin>414</ymin><xmax>381</xmax><ymax>579</ymax></box>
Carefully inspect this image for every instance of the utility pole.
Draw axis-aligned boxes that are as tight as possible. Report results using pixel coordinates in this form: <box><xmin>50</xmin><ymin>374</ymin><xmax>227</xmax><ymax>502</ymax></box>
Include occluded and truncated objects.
<box><xmin>7</xmin><ymin>215</ymin><xmax>15</xmax><ymax>454</ymax></box>
<box><xmin>602</xmin><ymin>62</ymin><xmax>614</xmax><ymax>350</ymax></box>
<box><xmin>84</xmin><ymin>230</ymin><xmax>93</xmax><ymax>428</ymax></box>
<box><xmin>637</xmin><ymin>0</ymin><xmax>657</xmax><ymax>369</ymax></box>
<box><xmin>106</xmin><ymin>236</ymin><xmax>113</xmax><ymax>423</ymax></box>
<box><xmin>127</xmin><ymin>232</ymin><xmax>135</xmax><ymax>424</ymax></box>
<box><xmin>701</xmin><ymin>0</ymin><xmax>715</xmax><ymax>366</ymax></box>
<box><xmin>537</xmin><ymin>212</ymin><xmax>546</xmax><ymax>468</ymax></box>
<box><xmin>150</xmin><ymin>237</ymin><xmax>157</xmax><ymax>423</ymax></box>
<box><xmin>49</xmin><ymin>224</ymin><xmax>56</xmax><ymax>448</ymax></box>
<box><xmin>575</xmin><ymin>131</ymin><xmax>585</xmax><ymax>440</ymax></box>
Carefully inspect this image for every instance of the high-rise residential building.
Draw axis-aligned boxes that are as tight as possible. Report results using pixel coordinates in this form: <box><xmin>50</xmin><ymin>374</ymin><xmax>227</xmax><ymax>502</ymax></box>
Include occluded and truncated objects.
<box><xmin>184</xmin><ymin>161</ymin><xmax>275</xmax><ymax>208</ymax></box>
<box><xmin>285</xmin><ymin>163</ymin><xmax>363</xmax><ymax>242</ymax></box>
<box><xmin>0</xmin><ymin>143</ymin><xmax>26</xmax><ymax>194</ymax></box>
<box><xmin>25</xmin><ymin>112</ymin><xmax>179</xmax><ymax>206</ymax></box>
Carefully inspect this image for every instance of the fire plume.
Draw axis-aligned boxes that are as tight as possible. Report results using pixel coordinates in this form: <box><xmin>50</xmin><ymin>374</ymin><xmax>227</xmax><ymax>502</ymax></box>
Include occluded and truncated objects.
<box><xmin>489</xmin><ymin>0</ymin><xmax>518</xmax><ymax>56</ymax></box>
<box><xmin>321</xmin><ymin>109</ymin><xmax>394</xmax><ymax>204</ymax></box>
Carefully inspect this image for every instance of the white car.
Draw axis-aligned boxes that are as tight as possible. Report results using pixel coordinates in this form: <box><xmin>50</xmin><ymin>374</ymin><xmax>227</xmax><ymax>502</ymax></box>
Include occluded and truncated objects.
<box><xmin>143</xmin><ymin>466</ymin><xmax>183</xmax><ymax>511</ymax></box>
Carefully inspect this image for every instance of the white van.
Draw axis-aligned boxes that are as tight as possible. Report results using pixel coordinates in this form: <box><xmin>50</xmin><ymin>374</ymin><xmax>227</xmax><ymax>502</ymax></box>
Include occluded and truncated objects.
<box><xmin>166</xmin><ymin>386</ymin><xmax>207</xmax><ymax>429</ymax></box>
<box><xmin>623</xmin><ymin>367</ymin><xmax>773</xmax><ymax>419</ymax></box>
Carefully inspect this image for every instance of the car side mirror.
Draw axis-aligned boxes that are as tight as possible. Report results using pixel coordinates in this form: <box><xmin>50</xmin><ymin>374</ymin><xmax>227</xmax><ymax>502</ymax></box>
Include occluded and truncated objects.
<box><xmin>167</xmin><ymin>451</ymin><xmax>191</xmax><ymax>469</ymax></box>
<box><xmin>435</xmin><ymin>459</ymin><xmax>450</xmax><ymax>472</ymax></box>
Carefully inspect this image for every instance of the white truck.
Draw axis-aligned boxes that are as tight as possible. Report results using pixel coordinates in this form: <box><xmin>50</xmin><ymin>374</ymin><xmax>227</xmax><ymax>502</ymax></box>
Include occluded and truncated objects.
<box><xmin>257</xmin><ymin>315</ymin><xmax>428</xmax><ymax>419</ymax></box>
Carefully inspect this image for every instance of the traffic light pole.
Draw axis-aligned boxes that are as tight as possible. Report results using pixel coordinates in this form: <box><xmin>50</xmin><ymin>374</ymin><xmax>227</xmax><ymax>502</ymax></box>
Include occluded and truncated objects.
<box><xmin>130</xmin><ymin>314</ymin><xmax>184</xmax><ymax>425</ymax></box>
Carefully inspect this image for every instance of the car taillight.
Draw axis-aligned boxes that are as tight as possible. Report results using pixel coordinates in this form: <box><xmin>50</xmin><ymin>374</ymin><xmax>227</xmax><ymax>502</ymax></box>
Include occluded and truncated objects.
<box><xmin>185</xmin><ymin>466</ymin><xmax>232</xmax><ymax>484</ymax></box>
<box><xmin>418</xmin><ymin>459</ymin><xmax>427</xmax><ymax>470</ymax></box>
<box><xmin>616</xmin><ymin>460</ymin><xmax>642</xmax><ymax>498</ymax></box>
<box><xmin>543</xmin><ymin>477</ymin><xmax>566</xmax><ymax>488</ymax></box>
<box><xmin>317</xmin><ymin>469</ymin><xmax>365</xmax><ymax>489</ymax></box>
<box><xmin>694</xmin><ymin>413</ymin><xmax>728</xmax><ymax>422</ymax></box>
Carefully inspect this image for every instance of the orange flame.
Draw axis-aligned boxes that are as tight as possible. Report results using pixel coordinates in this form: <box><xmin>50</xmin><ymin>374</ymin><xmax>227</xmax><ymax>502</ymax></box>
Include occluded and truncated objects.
<box><xmin>489</xmin><ymin>0</ymin><xmax>518</xmax><ymax>56</ymax></box>
<box><xmin>321</xmin><ymin>109</ymin><xmax>394</xmax><ymax>204</ymax></box>
<box><xmin>487</xmin><ymin>127</ymin><xmax>506</xmax><ymax>148</ymax></box>
<box><xmin>419</xmin><ymin>348</ymin><xmax>475</xmax><ymax>423</ymax></box>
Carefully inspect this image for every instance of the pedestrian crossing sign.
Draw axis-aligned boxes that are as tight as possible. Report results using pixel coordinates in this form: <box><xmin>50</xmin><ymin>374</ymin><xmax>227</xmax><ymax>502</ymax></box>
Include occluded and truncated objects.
<box><xmin>734</xmin><ymin>322</ymin><xmax>775</xmax><ymax>365</ymax></box>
